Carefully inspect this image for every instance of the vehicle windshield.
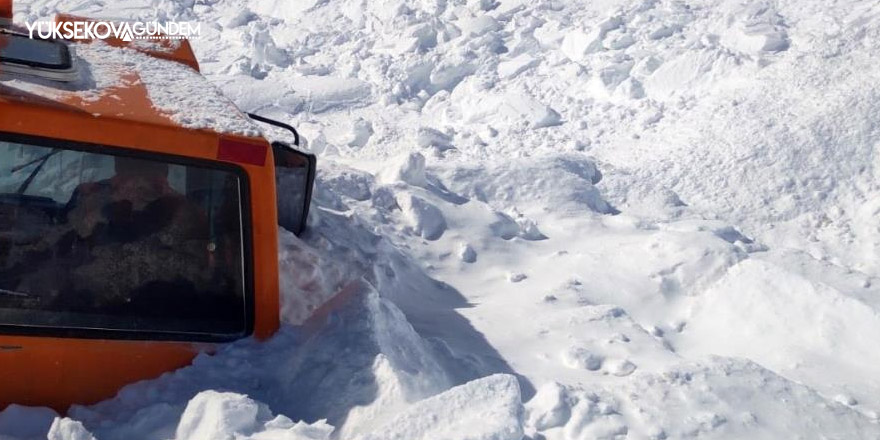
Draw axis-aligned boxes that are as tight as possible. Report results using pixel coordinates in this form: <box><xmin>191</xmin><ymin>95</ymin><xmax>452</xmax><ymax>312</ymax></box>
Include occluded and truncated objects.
<box><xmin>0</xmin><ymin>139</ymin><xmax>249</xmax><ymax>339</ymax></box>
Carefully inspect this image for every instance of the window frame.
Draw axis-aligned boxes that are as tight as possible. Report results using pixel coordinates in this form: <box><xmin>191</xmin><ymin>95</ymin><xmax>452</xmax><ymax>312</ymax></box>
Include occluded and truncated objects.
<box><xmin>0</xmin><ymin>131</ymin><xmax>256</xmax><ymax>343</ymax></box>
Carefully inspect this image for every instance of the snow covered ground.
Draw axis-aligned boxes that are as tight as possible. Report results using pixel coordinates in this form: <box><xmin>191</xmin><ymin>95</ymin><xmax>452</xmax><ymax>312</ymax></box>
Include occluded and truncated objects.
<box><xmin>4</xmin><ymin>0</ymin><xmax>880</xmax><ymax>438</ymax></box>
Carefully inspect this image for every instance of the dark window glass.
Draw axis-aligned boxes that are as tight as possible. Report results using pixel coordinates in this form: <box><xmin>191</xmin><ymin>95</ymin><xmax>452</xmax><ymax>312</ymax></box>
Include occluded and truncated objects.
<box><xmin>0</xmin><ymin>140</ymin><xmax>249</xmax><ymax>339</ymax></box>
<box><xmin>0</xmin><ymin>32</ymin><xmax>72</xmax><ymax>70</ymax></box>
<box><xmin>273</xmin><ymin>145</ymin><xmax>314</xmax><ymax>236</ymax></box>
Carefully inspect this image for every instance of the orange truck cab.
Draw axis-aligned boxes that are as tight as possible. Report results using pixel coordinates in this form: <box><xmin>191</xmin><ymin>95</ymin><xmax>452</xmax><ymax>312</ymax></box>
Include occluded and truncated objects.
<box><xmin>0</xmin><ymin>5</ymin><xmax>315</xmax><ymax>412</ymax></box>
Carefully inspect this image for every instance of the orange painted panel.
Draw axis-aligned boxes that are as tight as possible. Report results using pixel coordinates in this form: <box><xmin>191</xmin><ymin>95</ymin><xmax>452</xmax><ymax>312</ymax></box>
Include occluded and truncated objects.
<box><xmin>0</xmin><ymin>84</ymin><xmax>281</xmax><ymax>412</ymax></box>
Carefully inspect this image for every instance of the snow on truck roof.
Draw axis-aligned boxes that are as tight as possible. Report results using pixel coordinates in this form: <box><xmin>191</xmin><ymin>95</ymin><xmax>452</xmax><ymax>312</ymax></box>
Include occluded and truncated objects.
<box><xmin>0</xmin><ymin>36</ymin><xmax>261</xmax><ymax>137</ymax></box>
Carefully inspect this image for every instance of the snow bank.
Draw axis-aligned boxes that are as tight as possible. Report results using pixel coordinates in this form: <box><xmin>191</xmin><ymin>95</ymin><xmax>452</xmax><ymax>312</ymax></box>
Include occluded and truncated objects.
<box><xmin>47</xmin><ymin>419</ymin><xmax>95</xmax><ymax>440</ymax></box>
<box><xmin>677</xmin><ymin>258</ymin><xmax>880</xmax><ymax>410</ymax></box>
<box><xmin>357</xmin><ymin>374</ymin><xmax>523</xmax><ymax>440</ymax></box>
<box><xmin>172</xmin><ymin>391</ymin><xmax>332</xmax><ymax>440</ymax></box>
<box><xmin>438</xmin><ymin>154</ymin><xmax>612</xmax><ymax>216</ymax></box>
<box><xmin>526</xmin><ymin>358</ymin><xmax>880</xmax><ymax>439</ymax></box>
<box><xmin>0</xmin><ymin>280</ymin><xmax>450</xmax><ymax>440</ymax></box>
<box><xmin>9</xmin><ymin>0</ymin><xmax>880</xmax><ymax>438</ymax></box>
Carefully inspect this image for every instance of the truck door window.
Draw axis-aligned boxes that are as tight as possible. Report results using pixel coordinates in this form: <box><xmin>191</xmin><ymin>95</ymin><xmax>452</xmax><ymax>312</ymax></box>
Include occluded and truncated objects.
<box><xmin>0</xmin><ymin>139</ymin><xmax>251</xmax><ymax>341</ymax></box>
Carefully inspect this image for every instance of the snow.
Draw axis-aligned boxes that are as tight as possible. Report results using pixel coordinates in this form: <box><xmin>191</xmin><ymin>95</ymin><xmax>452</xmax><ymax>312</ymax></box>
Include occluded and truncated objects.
<box><xmin>46</xmin><ymin>419</ymin><xmax>95</xmax><ymax>440</ymax></box>
<box><xmin>171</xmin><ymin>391</ymin><xmax>334</xmax><ymax>440</ymax></box>
<box><xmin>5</xmin><ymin>0</ymin><xmax>880</xmax><ymax>438</ymax></box>
<box><xmin>0</xmin><ymin>41</ymin><xmax>262</xmax><ymax>136</ymax></box>
<box><xmin>356</xmin><ymin>374</ymin><xmax>523</xmax><ymax>440</ymax></box>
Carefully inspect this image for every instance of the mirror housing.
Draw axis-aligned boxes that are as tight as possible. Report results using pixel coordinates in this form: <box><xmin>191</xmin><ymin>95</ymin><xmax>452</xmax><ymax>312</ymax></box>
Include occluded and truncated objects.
<box><xmin>272</xmin><ymin>142</ymin><xmax>315</xmax><ymax>236</ymax></box>
<box><xmin>245</xmin><ymin>113</ymin><xmax>314</xmax><ymax>236</ymax></box>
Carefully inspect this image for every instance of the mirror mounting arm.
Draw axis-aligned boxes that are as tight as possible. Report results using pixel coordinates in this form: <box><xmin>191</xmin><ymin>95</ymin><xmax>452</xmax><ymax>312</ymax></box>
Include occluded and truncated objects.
<box><xmin>246</xmin><ymin>113</ymin><xmax>300</xmax><ymax>147</ymax></box>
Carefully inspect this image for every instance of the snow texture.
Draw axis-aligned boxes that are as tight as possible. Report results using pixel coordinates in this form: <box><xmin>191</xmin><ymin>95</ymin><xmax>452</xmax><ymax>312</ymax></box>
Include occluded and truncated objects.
<box><xmin>4</xmin><ymin>0</ymin><xmax>880</xmax><ymax>438</ymax></box>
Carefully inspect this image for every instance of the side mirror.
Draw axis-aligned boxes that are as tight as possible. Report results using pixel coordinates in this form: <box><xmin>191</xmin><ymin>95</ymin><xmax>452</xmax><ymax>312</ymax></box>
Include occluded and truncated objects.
<box><xmin>272</xmin><ymin>142</ymin><xmax>315</xmax><ymax>236</ymax></box>
<box><xmin>245</xmin><ymin>113</ymin><xmax>315</xmax><ymax>236</ymax></box>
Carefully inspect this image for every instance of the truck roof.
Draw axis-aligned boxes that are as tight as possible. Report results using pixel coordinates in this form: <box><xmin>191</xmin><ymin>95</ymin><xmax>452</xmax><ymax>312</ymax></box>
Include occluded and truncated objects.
<box><xmin>0</xmin><ymin>26</ymin><xmax>261</xmax><ymax>139</ymax></box>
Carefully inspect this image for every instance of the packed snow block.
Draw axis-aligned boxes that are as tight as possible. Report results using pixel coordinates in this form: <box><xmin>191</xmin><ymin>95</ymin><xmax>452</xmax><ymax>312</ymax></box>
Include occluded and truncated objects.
<box><xmin>510</xmin><ymin>95</ymin><xmax>562</xmax><ymax>129</ymax></box>
<box><xmin>288</xmin><ymin>76</ymin><xmax>372</xmax><ymax>114</ymax></box>
<box><xmin>429</xmin><ymin>60</ymin><xmax>479</xmax><ymax>94</ymax></box>
<box><xmin>364</xmin><ymin>0</ymin><xmax>412</xmax><ymax>24</ymax></box>
<box><xmin>457</xmin><ymin>15</ymin><xmax>501</xmax><ymax>37</ymax></box>
<box><xmin>396</xmin><ymin>193</ymin><xmax>448</xmax><ymax>240</ymax></box>
<box><xmin>251</xmin><ymin>26</ymin><xmax>292</xmax><ymax>69</ymax></box>
<box><xmin>453</xmin><ymin>88</ymin><xmax>562</xmax><ymax>129</ymax></box>
<box><xmin>270</xmin><ymin>280</ymin><xmax>451</xmax><ymax>437</ymax></box>
<box><xmin>722</xmin><ymin>26</ymin><xmax>790</xmax><ymax>54</ymax></box>
<box><xmin>514</xmin><ymin>216</ymin><xmax>547</xmax><ymax>240</ymax></box>
<box><xmin>720</xmin><ymin>2</ymin><xmax>790</xmax><ymax>55</ymax></box>
<box><xmin>645</xmin><ymin>50</ymin><xmax>737</xmax><ymax>100</ymax></box>
<box><xmin>220</xmin><ymin>9</ymin><xmax>256</xmax><ymax>28</ymax></box>
<box><xmin>561</xmin><ymin>29</ymin><xmax>604</xmax><ymax>62</ymax></box>
<box><xmin>47</xmin><ymin>418</ymin><xmax>96</xmax><ymax>440</ymax></box>
<box><xmin>648</xmin><ymin>24</ymin><xmax>681</xmax><ymax>40</ymax></box>
<box><xmin>338</xmin><ymin>118</ymin><xmax>374</xmax><ymax>148</ymax></box>
<box><xmin>440</xmin><ymin>154</ymin><xmax>613</xmax><ymax>216</ymax></box>
<box><xmin>379</xmin><ymin>152</ymin><xmax>428</xmax><ymax>187</ymax></box>
<box><xmin>318</xmin><ymin>166</ymin><xmax>375</xmax><ymax>201</ymax></box>
<box><xmin>416</xmin><ymin>127</ymin><xmax>454</xmax><ymax>151</ymax></box>
<box><xmin>278</xmin><ymin>227</ymin><xmax>357</xmax><ymax>324</ymax></box>
<box><xmin>489</xmin><ymin>211</ymin><xmax>521</xmax><ymax>240</ymax></box>
<box><xmin>525</xmin><ymin>382</ymin><xmax>572</xmax><ymax>431</ymax></box>
<box><xmin>67</xmin><ymin>281</ymin><xmax>447</xmax><ymax>438</ymax></box>
<box><xmin>603</xmin><ymin>30</ymin><xmax>635</xmax><ymax>50</ymax></box>
<box><xmin>534</xmin><ymin>20</ymin><xmax>566</xmax><ymax>49</ymax></box>
<box><xmin>173</xmin><ymin>391</ymin><xmax>334</xmax><ymax>440</ymax></box>
<box><xmin>356</xmin><ymin>374</ymin><xmax>524</xmax><ymax>440</ymax></box>
<box><xmin>217</xmin><ymin>75</ymin><xmax>307</xmax><ymax>119</ymax></box>
<box><xmin>589</xmin><ymin>58</ymin><xmax>635</xmax><ymax>96</ymax></box>
<box><xmin>497</xmin><ymin>54</ymin><xmax>539</xmax><ymax>79</ymax></box>
<box><xmin>560</xmin><ymin>16</ymin><xmax>622</xmax><ymax>64</ymax></box>
<box><xmin>174</xmin><ymin>391</ymin><xmax>267</xmax><ymax>440</ymax></box>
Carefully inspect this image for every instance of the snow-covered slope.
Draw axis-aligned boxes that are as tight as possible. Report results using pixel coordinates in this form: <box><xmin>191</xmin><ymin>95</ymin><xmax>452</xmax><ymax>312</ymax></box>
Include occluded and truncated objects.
<box><xmin>5</xmin><ymin>0</ymin><xmax>880</xmax><ymax>438</ymax></box>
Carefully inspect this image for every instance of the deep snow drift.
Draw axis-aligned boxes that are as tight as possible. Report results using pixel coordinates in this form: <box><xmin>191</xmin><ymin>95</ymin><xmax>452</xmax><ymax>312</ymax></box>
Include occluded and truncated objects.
<box><xmin>3</xmin><ymin>0</ymin><xmax>880</xmax><ymax>438</ymax></box>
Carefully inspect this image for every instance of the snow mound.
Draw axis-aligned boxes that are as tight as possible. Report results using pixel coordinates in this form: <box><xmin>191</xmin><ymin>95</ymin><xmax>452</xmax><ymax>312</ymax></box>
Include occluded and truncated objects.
<box><xmin>448</xmin><ymin>81</ymin><xmax>562</xmax><ymax>129</ymax></box>
<box><xmin>11</xmin><ymin>280</ymin><xmax>448</xmax><ymax>440</ymax></box>
<box><xmin>378</xmin><ymin>152</ymin><xmax>428</xmax><ymax>187</ymax></box>
<box><xmin>277</xmin><ymin>228</ymin><xmax>356</xmax><ymax>324</ymax></box>
<box><xmin>356</xmin><ymin>374</ymin><xmax>523</xmax><ymax>440</ymax></box>
<box><xmin>47</xmin><ymin>419</ymin><xmax>95</xmax><ymax>440</ymax></box>
<box><xmin>439</xmin><ymin>154</ymin><xmax>612</xmax><ymax>216</ymax></box>
<box><xmin>526</xmin><ymin>358</ymin><xmax>880</xmax><ymax>439</ymax></box>
<box><xmin>395</xmin><ymin>193</ymin><xmax>448</xmax><ymax>240</ymax></box>
<box><xmin>173</xmin><ymin>391</ymin><xmax>332</xmax><ymax>440</ymax></box>
<box><xmin>677</xmin><ymin>257</ymin><xmax>880</xmax><ymax>410</ymax></box>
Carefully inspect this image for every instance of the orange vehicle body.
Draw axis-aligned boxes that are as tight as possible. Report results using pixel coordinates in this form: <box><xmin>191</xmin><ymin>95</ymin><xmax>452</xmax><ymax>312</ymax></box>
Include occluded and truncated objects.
<box><xmin>0</xmin><ymin>10</ymin><xmax>282</xmax><ymax>411</ymax></box>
